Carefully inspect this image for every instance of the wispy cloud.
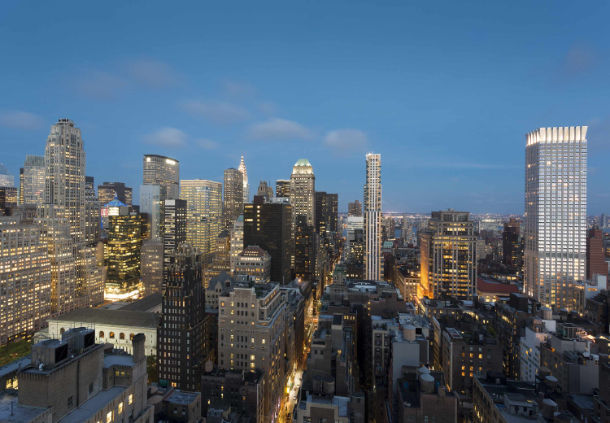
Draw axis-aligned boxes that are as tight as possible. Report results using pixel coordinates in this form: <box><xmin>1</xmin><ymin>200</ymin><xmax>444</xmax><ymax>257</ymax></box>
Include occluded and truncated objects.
<box><xmin>247</xmin><ymin>118</ymin><xmax>312</xmax><ymax>141</ymax></box>
<box><xmin>563</xmin><ymin>44</ymin><xmax>596</xmax><ymax>76</ymax></box>
<box><xmin>324</xmin><ymin>129</ymin><xmax>368</xmax><ymax>155</ymax></box>
<box><xmin>0</xmin><ymin>111</ymin><xmax>43</xmax><ymax>130</ymax></box>
<box><xmin>143</xmin><ymin>127</ymin><xmax>187</xmax><ymax>148</ymax></box>
<box><xmin>196</xmin><ymin>138</ymin><xmax>219</xmax><ymax>150</ymax></box>
<box><xmin>127</xmin><ymin>59</ymin><xmax>180</xmax><ymax>88</ymax></box>
<box><xmin>222</xmin><ymin>80</ymin><xmax>256</xmax><ymax>98</ymax></box>
<box><xmin>182</xmin><ymin>100</ymin><xmax>251</xmax><ymax>124</ymax></box>
<box><xmin>75</xmin><ymin>70</ymin><xmax>128</xmax><ymax>100</ymax></box>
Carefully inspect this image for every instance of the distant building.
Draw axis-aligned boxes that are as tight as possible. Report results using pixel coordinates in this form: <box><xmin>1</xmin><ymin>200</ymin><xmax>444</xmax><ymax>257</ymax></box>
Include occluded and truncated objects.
<box><xmin>587</xmin><ymin>227</ymin><xmax>607</xmax><ymax>280</ymax></box>
<box><xmin>295</xmin><ymin>215</ymin><xmax>315</xmax><ymax>282</ymax></box>
<box><xmin>0</xmin><ymin>163</ymin><xmax>14</xmax><ymax>188</ymax></box>
<box><xmin>348</xmin><ymin>200</ymin><xmax>362</xmax><ymax>217</ymax></box>
<box><xmin>0</xmin><ymin>328</ymin><xmax>154</xmax><ymax>423</ymax></box>
<box><xmin>524</xmin><ymin>126</ymin><xmax>587</xmax><ymax>311</ymax></box>
<box><xmin>290</xmin><ymin>158</ymin><xmax>316</xmax><ymax>233</ymax></box>
<box><xmin>275</xmin><ymin>179</ymin><xmax>290</xmax><ymax>198</ymax></box>
<box><xmin>229</xmin><ymin>215</ymin><xmax>243</xmax><ymax>274</ymax></box>
<box><xmin>20</xmin><ymin>155</ymin><xmax>45</xmax><ymax>205</ymax></box>
<box><xmin>234</xmin><ymin>245</ymin><xmax>271</xmax><ymax>283</ymax></box>
<box><xmin>0</xmin><ymin>186</ymin><xmax>17</xmax><ymax>216</ymax></box>
<box><xmin>238</xmin><ymin>155</ymin><xmax>249</xmax><ymax>204</ymax></box>
<box><xmin>395</xmin><ymin>368</ymin><xmax>457</xmax><ymax>423</ymax></box>
<box><xmin>98</xmin><ymin>181</ymin><xmax>133</xmax><ymax>206</ymax></box>
<box><xmin>502</xmin><ymin>218</ymin><xmax>522</xmax><ymax>270</ymax></box>
<box><xmin>420</xmin><ymin>210</ymin><xmax>477</xmax><ymax>300</ymax></box>
<box><xmin>180</xmin><ymin>179</ymin><xmax>222</xmax><ymax>255</ymax></box>
<box><xmin>223</xmin><ymin>168</ymin><xmax>243</xmax><ymax>229</ymax></box>
<box><xmin>143</xmin><ymin>154</ymin><xmax>179</xmax><ymax>200</ymax></box>
<box><xmin>139</xmin><ymin>184</ymin><xmax>162</xmax><ymax>239</ymax></box>
<box><xmin>201</xmin><ymin>369</ymin><xmax>264</xmax><ymax>423</ymax></box>
<box><xmin>364</xmin><ymin>153</ymin><xmax>382</xmax><ymax>280</ymax></box>
<box><xmin>315</xmin><ymin>191</ymin><xmax>338</xmax><ymax>235</ymax></box>
<box><xmin>141</xmin><ymin>238</ymin><xmax>163</xmax><ymax>295</ymax></box>
<box><xmin>256</xmin><ymin>180</ymin><xmax>274</xmax><ymax>201</ymax></box>
<box><xmin>158</xmin><ymin>244</ymin><xmax>206</xmax><ymax>391</ymax></box>
<box><xmin>162</xmin><ymin>199</ymin><xmax>186</xmax><ymax>278</ymax></box>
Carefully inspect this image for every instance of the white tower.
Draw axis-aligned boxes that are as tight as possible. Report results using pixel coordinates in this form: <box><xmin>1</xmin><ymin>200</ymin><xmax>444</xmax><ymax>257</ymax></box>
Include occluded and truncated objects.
<box><xmin>238</xmin><ymin>155</ymin><xmax>249</xmax><ymax>204</ymax></box>
<box><xmin>364</xmin><ymin>153</ymin><xmax>382</xmax><ymax>280</ymax></box>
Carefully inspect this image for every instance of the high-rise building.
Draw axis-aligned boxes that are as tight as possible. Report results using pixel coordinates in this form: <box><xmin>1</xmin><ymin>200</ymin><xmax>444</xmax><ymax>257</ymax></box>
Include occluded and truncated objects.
<box><xmin>315</xmin><ymin>191</ymin><xmax>339</xmax><ymax>235</ymax></box>
<box><xmin>162</xmin><ymin>199</ymin><xmax>187</xmax><ymax>276</ymax></box>
<box><xmin>587</xmin><ymin>227</ymin><xmax>607</xmax><ymax>280</ymax></box>
<box><xmin>0</xmin><ymin>215</ymin><xmax>52</xmax><ymax>346</ymax></box>
<box><xmin>295</xmin><ymin>215</ymin><xmax>315</xmax><ymax>281</ymax></box>
<box><xmin>223</xmin><ymin>168</ymin><xmax>243</xmax><ymax>229</ymax></box>
<box><xmin>0</xmin><ymin>164</ymin><xmax>14</xmax><ymax>188</ymax></box>
<box><xmin>230</xmin><ymin>215</ymin><xmax>244</xmax><ymax>274</ymax></box>
<box><xmin>525</xmin><ymin>126</ymin><xmax>587</xmax><ymax>310</ymax></box>
<box><xmin>364</xmin><ymin>153</ymin><xmax>382</xmax><ymax>280</ymax></box>
<box><xmin>234</xmin><ymin>245</ymin><xmax>272</xmax><ymax>283</ymax></box>
<box><xmin>158</xmin><ymin>244</ymin><xmax>206</xmax><ymax>391</ymax></box>
<box><xmin>141</xmin><ymin>238</ymin><xmax>163</xmax><ymax>295</ymax></box>
<box><xmin>143</xmin><ymin>154</ymin><xmax>179</xmax><ymax>200</ymax></box>
<box><xmin>217</xmin><ymin>281</ymin><xmax>286</xmax><ymax>421</ymax></box>
<box><xmin>256</xmin><ymin>181</ymin><xmax>274</xmax><ymax>201</ymax></box>
<box><xmin>502</xmin><ymin>218</ymin><xmax>522</xmax><ymax>271</ymax></box>
<box><xmin>419</xmin><ymin>210</ymin><xmax>477</xmax><ymax>300</ymax></box>
<box><xmin>290</xmin><ymin>159</ymin><xmax>315</xmax><ymax>231</ymax></box>
<box><xmin>20</xmin><ymin>155</ymin><xmax>45</xmax><ymax>205</ymax></box>
<box><xmin>139</xmin><ymin>184</ymin><xmax>162</xmax><ymax>239</ymax></box>
<box><xmin>0</xmin><ymin>187</ymin><xmax>17</xmax><ymax>216</ymax></box>
<box><xmin>98</xmin><ymin>181</ymin><xmax>132</xmax><ymax>206</ymax></box>
<box><xmin>180</xmin><ymin>179</ymin><xmax>222</xmax><ymax>256</ymax></box>
<box><xmin>238</xmin><ymin>155</ymin><xmax>249</xmax><ymax>204</ymax></box>
<box><xmin>275</xmin><ymin>179</ymin><xmax>290</xmax><ymax>198</ymax></box>
<box><xmin>348</xmin><ymin>200</ymin><xmax>363</xmax><ymax>217</ymax></box>
<box><xmin>244</xmin><ymin>198</ymin><xmax>292</xmax><ymax>283</ymax></box>
<box><xmin>84</xmin><ymin>176</ymin><xmax>100</xmax><ymax>246</ymax></box>
<box><xmin>103</xmin><ymin>203</ymin><xmax>142</xmax><ymax>299</ymax></box>
<box><xmin>43</xmin><ymin>118</ymin><xmax>103</xmax><ymax>309</ymax></box>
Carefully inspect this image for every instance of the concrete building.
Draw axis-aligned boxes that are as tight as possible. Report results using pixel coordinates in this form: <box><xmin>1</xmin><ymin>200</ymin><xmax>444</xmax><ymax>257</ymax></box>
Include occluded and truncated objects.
<box><xmin>234</xmin><ymin>245</ymin><xmax>271</xmax><ymax>283</ymax></box>
<box><xmin>275</xmin><ymin>179</ymin><xmax>290</xmax><ymax>198</ymax></box>
<box><xmin>525</xmin><ymin>126</ymin><xmax>587</xmax><ymax>311</ymax></box>
<box><xmin>519</xmin><ymin>318</ymin><xmax>554</xmax><ymax>383</ymax></box>
<box><xmin>364</xmin><ymin>153</ymin><xmax>382</xmax><ymax>280</ymax></box>
<box><xmin>139</xmin><ymin>184</ymin><xmax>162</xmax><ymax>239</ymax></box>
<box><xmin>0</xmin><ymin>215</ymin><xmax>51</xmax><ymax>346</ymax></box>
<box><xmin>315</xmin><ymin>191</ymin><xmax>338</xmax><ymax>235</ymax></box>
<box><xmin>587</xmin><ymin>227</ymin><xmax>607</xmax><ymax>280</ymax></box>
<box><xmin>217</xmin><ymin>281</ymin><xmax>286</xmax><ymax>421</ymax></box>
<box><xmin>201</xmin><ymin>369</ymin><xmax>264</xmax><ymax>423</ymax></box>
<box><xmin>20</xmin><ymin>155</ymin><xmax>45</xmax><ymax>206</ymax></box>
<box><xmin>502</xmin><ymin>218</ymin><xmax>522</xmax><ymax>271</ymax></box>
<box><xmin>229</xmin><ymin>215</ymin><xmax>243</xmax><ymax>274</ymax></box>
<box><xmin>223</xmin><ymin>168</ymin><xmax>243</xmax><ymax>229</ymax></box>
<box><xmin>238</xmin><ymin>155</ymin><xmax>249</xmax><ymax>204</ymax></box>
<box><xmin>180</xmin><ymin>180</ymin><xmax>222</xmax><ymax>256</ymax></box>
<box><xmin>290</xmin><ymin>158</ymin><xmax>315</xmax><ymax>233</ymax></box>
<box><xmin>46</xmin><ymin>307</ymin><xmax>159</xmax><ymax>356</ymax></box>
<box><xmin>395</xmin><ymin>368</ymin><xmax>457</xmax><ymax>423</ymax></box>
<box><xmin>162</xmin><ymin>199</ymin><xmax>187</xmax><ymax>278</ymax></box>
<box><xmin>348</xmin><ymin>200</ymin><xmax>362</xmax><ymax>217</ymax></box>
<box><xmin>98</xmin><ymin>181</ymin><xmax>132</xmax><ymax>206</ymax></box>
<box><xmin>0</xmin><ymin>328</ymin><xmax>154</xmax><ymax>423</ymax></box>
<box><xmin>142</xmin><ymin>154</ymin><xmax>179</xmax><ymax>201</ymax></box>
<box><xmin>420</xmin><ymin>210</ymin><xmax>477</xmax><ymax>300</ymax></box>
<box><xmin>158</xmin><ymin>244</ymin><xmax>206</xmax><ymax>391</ymax></box>
<box><xmin>141</xmin><ymin>238</ymin><xmax>163</xmax><ymax>295</ymax></box>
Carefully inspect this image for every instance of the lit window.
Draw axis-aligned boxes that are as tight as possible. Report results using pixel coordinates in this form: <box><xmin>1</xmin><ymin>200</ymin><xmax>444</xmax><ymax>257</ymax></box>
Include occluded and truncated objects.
<box><xmin>128</xmin><ymin>394</ymin><xmax>133</xmax><ymax>405</ymax></box>
<box><xmin>106</xmin><ymin>411</ymin><xmax>113</xmax><ymax>423</ymax></box>
<box><xmin>118</xmin><ymin>402</ymin><xmax>123</xmax><ymax>414</ymax></box>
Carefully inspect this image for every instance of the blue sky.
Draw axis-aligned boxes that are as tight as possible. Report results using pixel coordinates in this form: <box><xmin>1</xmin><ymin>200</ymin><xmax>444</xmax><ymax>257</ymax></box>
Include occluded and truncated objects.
<box><xmin>1</xmin><ymin>1</ymin><xmax>609</xmax><ymax>214</ymax></box>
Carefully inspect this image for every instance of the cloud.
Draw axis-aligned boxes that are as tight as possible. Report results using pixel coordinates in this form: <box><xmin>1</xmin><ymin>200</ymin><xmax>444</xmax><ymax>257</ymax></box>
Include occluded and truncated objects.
<box><xmin>127</xmin><ymin>59</ymin><xmax>179</xmax><ymax>88</ymax></box>
<box><xmin>0</xmin><ymin>111</ymin><xmax>43</xmax><ymax>130</ymax></box>
<box><xmin>75</xmin><ymin>71</ymin><xmax>128</xmax><ymax>100</ymax></box>
<box><xmin>144</xmin><ymin>127</ymin><xmax>187</xmax><ymax>148</ymax></box>
<box><xmin>413</xmin><ymin>161</ymin><xmax>517</xmax><ymax>170</ymax></box>
<box><xmin>564</xmin><ymin>44</ymin><xmax>596</xmax><ymax>75</ymax></box>
<box><xmin>196</xmin><ymin>138</ymin><xmax>219</xmax><ymax>150</ymax></box>
<box><xmin>257</xmin><ymin>101</ymin><xmax>277</xmax><ymax>116</ymax></box>
<box><xmin>324</xmin><ymin>129</ymin><xmax>368</xmax><ymax>155</ymax></box>
<box><xmin>247</xmin><ymin>118</ymin><xmax>312</xmax><ymax>141</ymax></box>
<box><xmin>182</xmin><ymin>100</ymin><xmax>251</xmax><ymax>124</ymax></box>
<box><xmin>222</xmin><ymin>80</ymin><xmax>256</xmax><ymax>97</ymax></box>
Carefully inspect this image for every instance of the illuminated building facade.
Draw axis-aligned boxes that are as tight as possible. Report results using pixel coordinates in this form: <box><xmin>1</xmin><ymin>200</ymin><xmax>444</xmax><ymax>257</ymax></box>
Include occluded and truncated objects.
<box><xmin>98</xmin><ymin>181</ymin><xmax>133</xmax><ymax>206</ymax></box>
<box><xmin>0</xmin><ymin>187</ymin><xmax>17</xmax><ymax>216</ymax></box>
<box><xmin>223</xmin><ymin>168</ymin><xmax>243</xmax><ymax>229</ymax></box>
<box><xmin>0</xmin><ymin>216</ymin><xmax>51</xmax><ymax>346</ymax></box>
<box><xmin>139</xmin><ymin>183</ymin><xmax>162</xmax><ymax>239</ymax></box>
<box><xmin>315</xmin><ymin>191</ymin><xmax>338</xmax><ymax>235</ymax></box>
<box><xmin>364</xmin><ymin>153</ymin><xmax>382</xmax><ymax>280</ymax></box>
<box><xmin>348</xmin><ymin>200</ymin><xmax>362</xmax><ymax>217</ymax></box>
<box><xmin>180</xmin><ymin>179</ymin><xmax>222</xmax><ymax>256</ymax></box>
<box><xmin>230</xmin><ymin>215</ymin><xmax>244</xmax><ymax>274</ymax></box>
<box><xmin>104</xmin><ymin>202</ymin><xmax>142</xmax><ymax>299</ymax></box>
<box><xmin>143</xmin><ymin>154</ymin><xmax>179</xmax><ymax>200</ymax></box>
<box><xmin>20</xmin><ymin>155</ymin><xmax>45</xmax><ymax>205</ymax></box>
<box><xmin>290</xmin><ymin>159</ymin><xmax>315</xmax><ymax>231</ymax></box>
<box><xmin>234</xmin><ymin>245</ymin><xmax>271</xmax><ymax>283</ymax></box>
<box><xmin>238</xmin><ymin>155</ymin><xmax>249</xmax><ymax>204</ymax></box>
<box><xmin>162</xmin><ymin>199</ymin><xmax>187</xmax><ymax>277</ymax></box>
<box><xmin>525</xmin><ymin>126</ymin><xmax>587</xmax><ymax>310</ymax></box>
<box><xmin>275</xmin><ymin>179</ymin><xmax>290</xmax><ymax>198</ymax></box>
<box><xmin>420</xmin><ymin>210</ymin><xmax>477</xmax><ymax>300</ymax></box>
<box><xmin>141</xmin><ymin>238</ymin><xmax>163</xmax><ymax>295</ymax></box>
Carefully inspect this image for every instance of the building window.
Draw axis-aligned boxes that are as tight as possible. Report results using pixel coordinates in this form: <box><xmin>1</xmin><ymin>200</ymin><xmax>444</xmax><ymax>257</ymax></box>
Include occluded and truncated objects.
<box><xmin>60</xmin><ymin>328</ymin><xmax>65</xmax><ymax>335</ymax></box>
<box><xmin>119</xmin><ymin>333</ymin><xmax>125</xmax><ymax>340</ymax></box>
<box><xmin>128</xmin><ymin>394</ymin><xmax>133</xmax><ymax>405</ymax></box>
<box><xmin>67</xmin><ymin>396</ymin><xmax>73</xmax><ymax>409</ymax></box>
<box><xmin>106</xmin><ymin>411</ymin><xmax>113</xmax><ymax>423</ymax></box>
<box><xmin>118</xmin><ymin>402</ymin><xmax>123</xmax><ymax>414</ymax></box>
<box><xmin>99</xmin><ymin>331</ymin><xmax>104</xmax><ymax>338</ymax></box>
<box><xmin>109</xmin><ymin>332</ymin><xmax>115</xmax><ymax>339</ymax></box>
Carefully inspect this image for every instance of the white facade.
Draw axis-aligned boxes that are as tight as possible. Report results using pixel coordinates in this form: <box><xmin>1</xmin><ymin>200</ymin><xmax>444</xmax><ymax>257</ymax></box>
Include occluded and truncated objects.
<box><xmin>290</xmin><ymin>158</ymin><xmax>316</xmax><ymax>229</ymax></box>
<box><xmin>229</xmin><ymin>215</ymin><xmax>244</xmax><ymax>273</ymax></box>
<box><xmin>238</xmin><ymin>155</ymin><xmax>249</xmax><ymax>204</ymax></box>
<box><xmin>519</xmin><ymin>324</ymin><xmax>553</xmax><ymax>383</ymax></box>
<box><xmin>524</xmin><ymin>126</ymin><xmax>587</xmax><ymax>310</ymax></box>
<box><xmin>364</xmin><ymin>153</ymin><xmax>382</xmax><ymax>280</ymax></box>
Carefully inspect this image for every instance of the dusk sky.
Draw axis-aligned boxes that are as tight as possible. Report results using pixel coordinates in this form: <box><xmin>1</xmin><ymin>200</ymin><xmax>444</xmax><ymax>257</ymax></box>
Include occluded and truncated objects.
<box><xmin>1</xmin><ymin>1</ymin><xmax>609</xmax><ymax>214</ymax></box>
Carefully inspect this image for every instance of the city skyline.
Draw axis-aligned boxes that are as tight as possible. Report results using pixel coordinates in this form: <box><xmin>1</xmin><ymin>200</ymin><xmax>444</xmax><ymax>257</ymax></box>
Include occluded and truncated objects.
<box><xmin>1</xmin><ymin>1</ymin><xmax>609</xmax><ymax>214</ymax></box>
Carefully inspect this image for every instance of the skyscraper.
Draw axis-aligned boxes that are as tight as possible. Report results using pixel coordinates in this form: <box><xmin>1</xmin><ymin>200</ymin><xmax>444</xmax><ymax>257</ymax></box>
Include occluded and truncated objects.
<box><xmin>98</xmin><ymin>181</ymin><xmax>132</xmax><ymax>206</ymax></box>
<box><xmin>162</xmin><ymin>199</ymin><xmax>187</xmax><ymax>275</ymax></box>
<box><xmin>524</xmin><ymin>126</ymin><xmax>587</xmax><ymax>311</ymax></box>
<box><xmin>364</xmin><ymin>153</ymin><xmax>382</xmax><ymax>280</ymax></box>
<box><xmin>315</xmin><ymin>191</ymin><xmax>339</xmax><ymax>235</ymax></box>
<box><xmin>21</xmin><ymin>155</ymin><xmax>45</xmax><ymax>205</ymax></box>
<box><xmin>502</xmin><ymin>218</ymin><xmax>522</xmax><ymax>271</ymax></box>
<box><xmin>84</xmin><ymin>176</ymin><xmax>100</xmax><ymax>246</ymax></box>
<box><xmin>256</xmin><ymin>181</ymin><xmax>274</xmax><ymax>201</ymax></box>
<box><xmin>143</xmin><ymin>154</ymin><xmax>180</xmax><ymax>200</ymax></box>
<box><xmin>180</xmin><ymin>179</ymin><xmax>222</xmax><ymax>256</ymax></box>
<box><xmin>0</xmin><ymin>164</ymin><xmax>14</xmax><ymax>188</ymax></box>
<box><xmin>158</xmin><ymin>244</ymin><xmax>206</xmax><ymax>391</ymax></box>
<box><xmin>141</xmin><ymin>237</ymin><xmax>163</xmax><ymax>295</ymax></box>
<box><xmin>586</xmin><ymin>227</ymin><xmax>607</xmax><ymax>280</ymax></box>
<box><xmin>223</xmin><ymin>168</ymin><xmax>243</xmax><ymax>229</ymax></box>
<box><xmin>276</xmin><ymin>179</ymin><xmax>290</xmax><ymax>198</ymax></box>
<box><xmin>348</xmin><ymin>200</ymin><xmax>363</xmax><ymax>217</ymax></box>
<box><xmin>230</xmin><ymin>215</ymin><xmax>244</xmax><ymax>273</ymax></box>
<box><xmin>139</xmin><ymin>184</ymin><xmax>162</xmax><ymax>239</ymax></box>
<box><xmin>244</xmin><ymin>198</ymin><xmax>292</xmax><ymax>283</ymax></box>
<box><xmin>290</xmin><ymin>159</ymin><xmax>315</xmax><ymax>234</ymax></box>
<box><xmin>419</xmin><ymin>210</ymin><xmax>477</xmax><ymax>300</ymax></box>
<box><xmin>238</xmin><ymin>155</ymin><xmax>249</xmax><ymax>204</ymax></box>
<box><xmin>43</xmin><ymin>118</ymin><xmax>103</xmax><ymax>308</ymax></box>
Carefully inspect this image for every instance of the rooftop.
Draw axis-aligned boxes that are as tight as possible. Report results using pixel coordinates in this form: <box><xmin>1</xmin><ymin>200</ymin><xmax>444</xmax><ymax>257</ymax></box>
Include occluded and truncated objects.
<box><xmin>60</xmin><ymin>386</ymin><xmax>125</xmax><ymax>423</ymax></box>
<box><xmin>119</xmin><ymin>293</ymin><xmax>162</xmax><ymax>312</ymax></box>
<box><xmin>49</xmin><ymin>307</ymin><xmax>159</xmax><ymax>328</ymax></box>
<box><xmin>0</xmin><ymin>392</ymin><xmax>49</xmax><ymax>422</ymax></box>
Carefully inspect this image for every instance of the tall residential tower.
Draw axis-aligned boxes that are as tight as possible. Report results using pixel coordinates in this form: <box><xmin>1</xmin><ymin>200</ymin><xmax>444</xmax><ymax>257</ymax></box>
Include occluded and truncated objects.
<box><xmin>364</xmin><ymin>153</ymin><xmax>382</xmax><ymax>280</ymax></box>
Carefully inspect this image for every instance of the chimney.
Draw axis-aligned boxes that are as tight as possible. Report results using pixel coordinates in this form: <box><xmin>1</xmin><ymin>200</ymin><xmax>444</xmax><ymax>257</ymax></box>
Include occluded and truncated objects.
<box><xmin>132</xmin><ymin>333</ymin><xmax>146</xmax><ymax>363</ymax></box>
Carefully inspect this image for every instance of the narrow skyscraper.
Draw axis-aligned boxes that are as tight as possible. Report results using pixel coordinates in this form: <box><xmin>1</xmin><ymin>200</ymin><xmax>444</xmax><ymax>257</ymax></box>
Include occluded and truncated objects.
<box><xmin>180</xmin><ymin>179</ymin><xmax>222</xmax><ymax>256</ymax></box>
<box><xmin>143</xmin><ymin>154</ymin><xmax>180</xmax><ymax>200</ymax></box>
<box><xmin>238</xmin><ymin>155</ymin><xmax>249</xmax><ymax>204</ymax></box>
<box><xmin>20</xmin><ymin>155</ymin><xmax>45</xmax><ymax>205</ymax></box>
<box><xmin>223</xmin><ymin>168</ymin><xmax>243</xmax><ymax>229</ymax></box>
<box><xmin>290</xmin><ymin>159</ymin><xmax>315</xmax><ymax>230</ymax></box>
<box><xmin>364</xmin><ymin>153</ymin><xmax>382</xmax><ymax>280</ymax></box>
<box><xmin>524</xmin><ymin>126</ymin><xmax>587</xmax><ymax>311</ymax></box>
